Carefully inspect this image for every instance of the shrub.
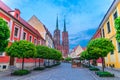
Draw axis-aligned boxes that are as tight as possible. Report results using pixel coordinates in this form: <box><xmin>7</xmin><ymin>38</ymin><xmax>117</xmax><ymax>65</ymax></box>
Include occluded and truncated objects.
<box><xmin>89</xmin><ymin>67</ymin><xmax>100</xmax><ymax>71</ymax></box>
<box><xmin>12</xmin><ymin>70</ymin><xmax>30</xmax><ymax>76</ymax></box>
<box><xmin>96</xmin><ymin>71</ymin><xmax>114</xmax><ymax>77</ymax></box>
<box><xmin>46</xmin><ymin>65</ymin><xmax>52</xmax><ymax>68</ymax></box>
<box><xmin>34</xmin><ymin>67</ymin><xmax>45</xmax><ymax>70</ymax></box>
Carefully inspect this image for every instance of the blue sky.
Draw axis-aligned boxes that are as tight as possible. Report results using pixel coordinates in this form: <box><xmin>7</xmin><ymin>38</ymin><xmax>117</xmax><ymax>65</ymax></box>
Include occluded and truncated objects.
<box><xmin>2</xmin><ymin>0</ymin><xmax>114</xmax><ymax>50</ymax></box>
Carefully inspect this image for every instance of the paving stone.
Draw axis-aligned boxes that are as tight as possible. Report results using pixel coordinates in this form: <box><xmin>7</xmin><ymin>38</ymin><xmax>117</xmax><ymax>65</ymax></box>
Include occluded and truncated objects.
<box><xmin>1</xmin><ymin>63</ymin><xmax>120</xmax><ymax>80</ymax></box>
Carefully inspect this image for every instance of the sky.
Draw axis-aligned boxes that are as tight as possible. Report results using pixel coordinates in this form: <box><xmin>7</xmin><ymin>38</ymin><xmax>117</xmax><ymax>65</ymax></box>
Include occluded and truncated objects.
<box><xmin>2</xmin><ymin>0</ymin><xmax>114</xmax><ymax>50</ymax></box>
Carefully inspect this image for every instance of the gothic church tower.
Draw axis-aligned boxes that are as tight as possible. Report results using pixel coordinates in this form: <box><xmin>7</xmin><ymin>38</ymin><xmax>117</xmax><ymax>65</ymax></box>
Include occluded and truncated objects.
<box><xmin>53</xmin><ymin>16</ymin><xmax>61</xmax><ymax>51</ymax></box>
<box><xmin>62</xmin><ymin>18</ymin><xmax>69</xmax><ymax>58</ymax></box>
<box><xmin>53</xmin><ymin>17</ymin><xmax>69</xmax><ymax>58</ymax></box>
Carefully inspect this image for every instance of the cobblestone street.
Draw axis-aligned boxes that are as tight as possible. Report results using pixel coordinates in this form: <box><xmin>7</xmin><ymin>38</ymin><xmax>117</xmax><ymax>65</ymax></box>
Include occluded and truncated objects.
<box><xmin>1</xmin><ymin>63</ymin><xmax>120</xmax><ymax>80</ymax></box>
<box><xmin>0</xmin><ymin>63</ymin><xmax>96</xmax><ymax>80</ymax></box>
<box><xmin>18</xmin><ymin>63</ymin><xmax>96</xmax><ymax>80</ymax></box>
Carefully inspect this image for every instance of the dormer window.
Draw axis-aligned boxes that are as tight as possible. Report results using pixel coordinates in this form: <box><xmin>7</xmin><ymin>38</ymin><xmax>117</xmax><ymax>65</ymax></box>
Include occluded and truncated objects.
<box><xmin>14</xmin><ymin>9</ymin><xmax>20</xmax><ymax>20</ymax></box>
<box><xmin>16</xmin><ymin>13</ymin><xmax>19</xmax><ymax>18</ymax></box>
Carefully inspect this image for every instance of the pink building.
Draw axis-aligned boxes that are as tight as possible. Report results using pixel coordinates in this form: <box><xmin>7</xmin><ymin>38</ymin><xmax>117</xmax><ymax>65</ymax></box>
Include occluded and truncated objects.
<box><xmin>91</xmin><ymin>29</ymin><xmax>102</xmax><ymax>66</ymax></box>
<box><xmin>0</xmin><ymin>1</ymin><xmax>45</xmax><ymax>71</ymax></box>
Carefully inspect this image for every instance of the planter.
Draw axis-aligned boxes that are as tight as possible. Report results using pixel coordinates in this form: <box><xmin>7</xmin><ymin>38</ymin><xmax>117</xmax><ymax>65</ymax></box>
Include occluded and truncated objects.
<box><xmin>96</xmin><ymin>71</ymin><xmax>114</xmax><ymax>77</ymax></box>
<box><xmin>12</xmin><ymin>69</ymin><xmax>30</xmax><ymax>76</ymax></box>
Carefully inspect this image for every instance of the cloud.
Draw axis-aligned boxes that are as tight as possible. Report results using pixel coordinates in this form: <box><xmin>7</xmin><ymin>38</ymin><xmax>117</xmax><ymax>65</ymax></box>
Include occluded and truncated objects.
<box><xmin>1</xmin><ymin>0</ymin><xmax>114</xmax><ymax>50</ymax></box>
<box><xmin>69</xmin><ymin>28</ymin><xmax>96</xmax><ymax>50</ymax></box>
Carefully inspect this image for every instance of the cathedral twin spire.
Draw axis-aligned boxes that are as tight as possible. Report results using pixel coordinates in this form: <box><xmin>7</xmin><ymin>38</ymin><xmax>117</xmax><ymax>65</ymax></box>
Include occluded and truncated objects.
<box><xmin>54</xmin><ymin>16</ymin><xmax>69</xmax><ymax>58</ymax></box>
<box><xmin>56</xmin><ymin>16</ymin><xmax>59</xmax><ymax>30</ymax></box>
<box><xmin>56</xmin><ymin>16</ymin><xmax>67</xmax><ymax>32</ymax></box>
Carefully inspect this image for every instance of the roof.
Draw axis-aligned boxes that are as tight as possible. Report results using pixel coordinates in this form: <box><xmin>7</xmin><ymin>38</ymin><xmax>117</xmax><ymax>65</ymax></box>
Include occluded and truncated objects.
<box><xmin>0</xmin><ymin>1</ymin><xmax>42</xmax><ymax>39</ymax></box>
<box><xmin>82</xmin><ymin>47</ymin><xmax>86</xmax><ymax>50</ymax></box>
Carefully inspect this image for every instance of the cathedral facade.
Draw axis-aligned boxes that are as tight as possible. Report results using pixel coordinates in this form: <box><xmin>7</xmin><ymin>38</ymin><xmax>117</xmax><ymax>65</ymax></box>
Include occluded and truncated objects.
<box><xmin>53</xmin><ymin>17</ymin><xmax>69</xmax><ymax>58</ymax></box>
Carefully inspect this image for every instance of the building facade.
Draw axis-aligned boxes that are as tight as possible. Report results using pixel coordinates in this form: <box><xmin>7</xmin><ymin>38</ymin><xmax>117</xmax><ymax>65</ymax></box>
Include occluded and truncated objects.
<box><xmin>91</xmin><ymin>0</ymin><xmax>120</xmax><ymax>68</ymax></box>
<box><xmin>53</xmin><ymin>17</ymin><xmax>69</xmax><ymax>58</ymax></box>
<box><xmin>28</xmin><ymin>16</ymin><xmax>54</xmax><ymax>48</ymax></box>
<box><xmin>0</xmin><ymin>1</ymin><xmax>45</xmax><ymax>71</ymax></box>
<box><xmin>91</xmin><ymin>29</ymin><xmax>102</xmax><ymax>66</ymax></box>
<box><xmin>69</xmin><ymin>45</ymin><xmax>84</xmax><ymax>58</ymax></box>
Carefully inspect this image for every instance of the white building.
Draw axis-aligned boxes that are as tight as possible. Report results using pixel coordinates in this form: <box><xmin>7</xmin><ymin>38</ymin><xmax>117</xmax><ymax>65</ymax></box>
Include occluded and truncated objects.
<box><xmin>69</xmin><ymin>45</ymin><xmax>85</xmax><ymax>58</ymax></box>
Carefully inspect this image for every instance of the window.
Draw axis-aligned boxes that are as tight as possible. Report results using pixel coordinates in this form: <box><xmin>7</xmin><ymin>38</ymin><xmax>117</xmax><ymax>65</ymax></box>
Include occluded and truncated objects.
<box><xmin>0</xmin><ymin>52</ymin><xmax>3</xmax><ymax>56</ymax></box>
<box><xmin>34</xmin><ymin>38</ymin><xmax>36</xmax><ymax>44</ymax></box>
<box><xmin>14</xmin><ymin>27</ymin><xmax>19</xmax><ymax>37</ymax></box>
<box><xmin>107</xmin><ymin>21</ymin><xmax>111</xmax><ymax>33</ymax></box>
<box><xmin>102</xmin><ymin>29</ymin><xmax>105</xmax><ymax>37</ymax></box>
<box><xmin>3</xmin><ymin>19</ymin><xmax>9</xmax><ymax>26</ymax></box>
<box><xmin>29</xmin><ymin>36</ymin><xmax>32</xmax><ymax>42</ymax></box>
<box><xmin>23</xmin><ymin>32</ymin><xmax>26</xmax><ymax>40</ymax></box>
<box><xmin>38</xmin><ymin>40</ymin><xmax>40</xmax><ymax>45</ymax></box>
<box><xmin>2</xmin><ymin>65</ymin><xmax>7</xmax><ymax>69</ymax></box>
<box><xmin>111</xmin><ymin>50</ymin><xmax>114</xmax><ymax>55</ymax></box>
<box><xmin>16</xmin><ymin>13</ymin><xmax>19</xmax><ymax>18</ymax></box>
<box><xmin>117</xmin><ymin>41</ymin><xmax>120</xmax><ymax>52</ymax></box>
<box><xmin>113</xmin><ymin>11</ymin><xmax>118</xmax><ymax>20</ymax></box>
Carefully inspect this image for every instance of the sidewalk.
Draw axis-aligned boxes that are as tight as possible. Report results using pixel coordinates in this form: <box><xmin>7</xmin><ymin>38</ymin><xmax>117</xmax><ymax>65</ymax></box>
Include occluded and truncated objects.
<box><xmin>97</xmin><ymin>66</ymin><xmax>120</xmax><ymax>77</ymax></box>
<box><xmin>0</xmin><ymin>70</ymin><xmax>11</xmax><ymax>78</ymax></box>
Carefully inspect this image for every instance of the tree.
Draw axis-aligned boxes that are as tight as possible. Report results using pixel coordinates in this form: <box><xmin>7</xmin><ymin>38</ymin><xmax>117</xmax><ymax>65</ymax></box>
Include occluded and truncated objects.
<box><xmin>115</xmin><ymin>17</ymin><xmax>120</xmax><ymax>42</ymax></box>
<box><xmin>6</xmin><ymin>40</ymin><xmax>36</xmax><ymax>70</ymax></box>
<box><xmin>65</xmin><ymin>57</ymin><xmax>72</xmax><ymax>62</ymax></box>
<box><xmin>80</xmin><ymin>50</ymin><xmax>92</xmax><ymax>67</ymax></box>
<box><xmin>36</xmin><ymin>45</ymin><xmax>49</xmax><ymax>67</ymax></box>
<box><xmin>49</xmin><ymin>48</ymin><xmax>62</xmax><ymax>65</ymax></box>
<box><xmin>87</xmin><ymin>38</ymin><xmax>114</xmax><ymax>72</ymax></box>
<box><xmin>0</xmin><ymin>18</ymin><xmax>10</xmax><ymax>54</ymax></box>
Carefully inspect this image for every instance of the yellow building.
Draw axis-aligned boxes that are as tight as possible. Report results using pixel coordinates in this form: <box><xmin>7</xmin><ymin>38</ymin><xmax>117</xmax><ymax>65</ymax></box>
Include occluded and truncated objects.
<box><xmin>97</xmin><ymin>0</ymin><xmax>120</xmax><ymax>68</ymax></box>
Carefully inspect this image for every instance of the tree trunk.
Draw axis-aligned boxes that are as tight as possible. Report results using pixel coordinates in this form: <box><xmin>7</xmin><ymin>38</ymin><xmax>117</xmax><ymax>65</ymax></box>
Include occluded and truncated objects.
<box><xmin>48</xmin><ymin>59</ymin><xmax>49</xmax><ymax>66</ymax></box>
<box><xmin>34</xmin><ymin>58</ymin><xmax>36</xmax><ymax>68</ymax></box>
<box><xmin>88</xmin><ymin>60</ymin><xmax>90</xmax><ymax>67</ymax></box>
<box><xmin>44</xmin><ymin>60</ymin><xmax>46</xmax><ymax>67</ymax></box>
<box><xmin>93</xmin><ymin>59</ymin><xmax>97</xmax><ymax>66</ymax></box>
<box><xmin>39</xmin><ymin>58</ymin><xmax>41</xmax><ymax>67</ymax></box>
<box><xmin>53</xmin><ymin>60</ymin><xmax>55</xmax><ymax>65</ymax></box>
<box><xmin>101</xmin><ymin>57</ymin><xmax>105</xmax><ymax>72</ymax></box>
<box><xmin>22</xmin><ymin>58</ymin><xmax>24</xmax><ymax>70</ymax></box>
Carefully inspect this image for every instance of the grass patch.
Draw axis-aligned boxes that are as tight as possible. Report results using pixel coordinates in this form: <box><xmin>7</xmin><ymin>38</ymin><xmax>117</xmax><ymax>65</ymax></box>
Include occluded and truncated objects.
<box><xmin>12</xmin><ymin>70</ymin><xmax>30</xmax><ymax>76</ymax></box>
<box><xmin>33</xmin><ymin>67</ymin><xmax>45</xmax><ymax>70</ymax></box>
<box><xmin>89</xmin><ymin>67</ymin><xmax>100</xmax><ymax>71</ymax></box>
<box><xmin>96</xmin><ymin>71</ymin><xmax>114</xmax><ymax>77</ymax></box>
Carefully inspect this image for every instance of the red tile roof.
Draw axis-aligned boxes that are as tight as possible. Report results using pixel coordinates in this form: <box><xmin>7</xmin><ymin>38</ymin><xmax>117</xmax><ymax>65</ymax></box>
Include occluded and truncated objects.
<box><xmin>82</xmin><ymin>47</ymin><xmax>86</xmax><ymax>50</ymax></box>
<box><xmin>0</xmin><ymin>0</ymin><xmax>43</xmax><ymax>39</ymax></box>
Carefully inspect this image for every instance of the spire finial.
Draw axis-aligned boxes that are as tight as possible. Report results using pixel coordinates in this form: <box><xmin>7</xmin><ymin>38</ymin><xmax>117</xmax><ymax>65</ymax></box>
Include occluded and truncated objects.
<box><xmin>64</xmin><ymin>16</ymin><xmax>66</xmax><ymax>32</ymax></box>
<box><xmin>56</xmin><ymin>15</ymin><xmax>58</xmax><ymax>30</ymax></box>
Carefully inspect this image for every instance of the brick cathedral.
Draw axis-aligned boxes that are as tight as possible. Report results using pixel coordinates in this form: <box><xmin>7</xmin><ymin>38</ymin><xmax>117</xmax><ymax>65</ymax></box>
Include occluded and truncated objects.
<box><xmin>53</xmin><ymin>16</ymin><xmax>69</xmax><ymax>58</ymax></box>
